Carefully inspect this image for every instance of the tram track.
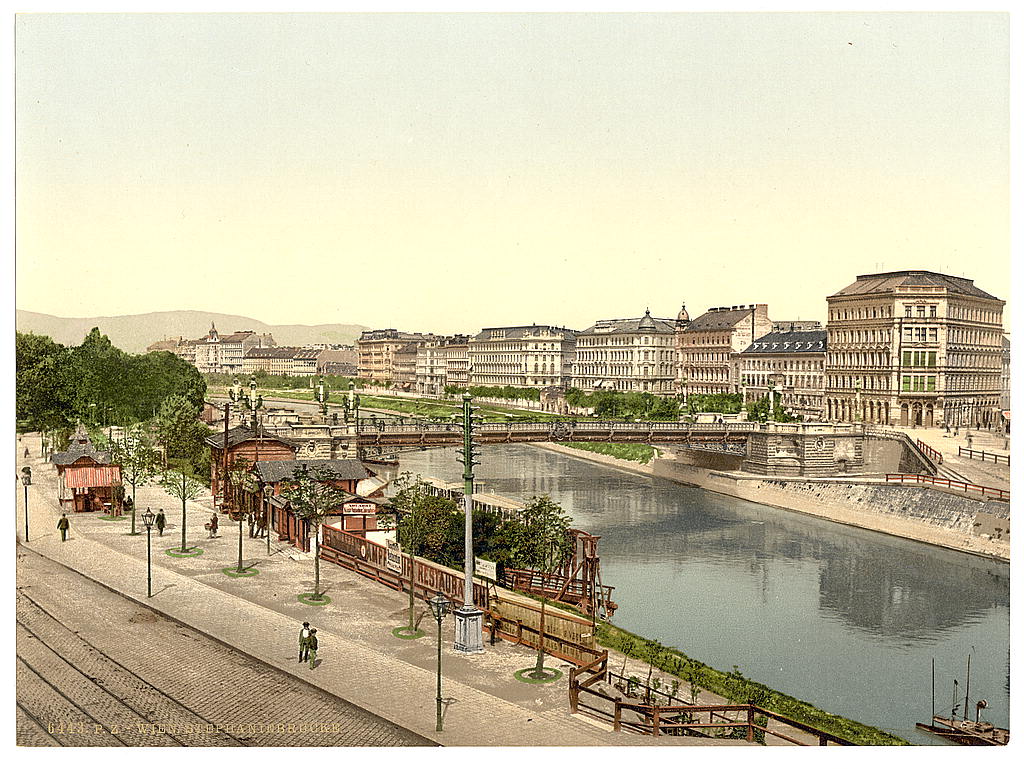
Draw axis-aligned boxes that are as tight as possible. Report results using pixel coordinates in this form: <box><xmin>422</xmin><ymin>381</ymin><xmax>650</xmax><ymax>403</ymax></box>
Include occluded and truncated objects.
<box><xmin>16</xmin><ymin>589</ymin><xmax>246</xmax><ymax>746</ymax></box>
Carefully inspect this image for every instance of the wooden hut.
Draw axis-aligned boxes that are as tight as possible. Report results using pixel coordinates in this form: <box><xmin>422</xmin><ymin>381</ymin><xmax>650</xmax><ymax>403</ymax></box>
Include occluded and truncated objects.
<box><xmin>50</xmin><ymin>426</ymin><xmax>123</xmax><ymax>514</ymax></box>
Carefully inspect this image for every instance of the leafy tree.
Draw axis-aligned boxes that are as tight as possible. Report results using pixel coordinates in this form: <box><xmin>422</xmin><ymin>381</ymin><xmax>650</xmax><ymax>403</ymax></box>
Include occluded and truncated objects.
<box><xmin>507</xmin><ymin>495</ymin><xmax>574</xmax><ymax>678</ymax></box>
<box><xmin>110</xmin><ymin>424</ymin><xmax>160</xmax><ymax>535</ymax></box>
<box><xmin>687</xmin><ymin>393</ymin><xmax>743</xmax><ymax>415</ymax></box>
<box><xmin>279</xmin><ymin>463</ymin><xmax>347</xmax><ymax>600</ymax></box>
<box><xmin>744</xmin><ymin>395</ymin><xmax>803</xmax><ymax>423</ymax></box>
<box><xmin>386</xmin><ymin>476</ymin><xmax>462</xmax><ymax>568</ymax></box>
<box><xmin>16</xmin><ymin>332</ymin><xmax>81</xmax><ymax>431</ymax></box>
<box><xmin>161</xmin><ymin>461</ymin><xmax>207</xmax><ymax>553</ymax></box>
<box><xmin>155</xmin><ymin>394</ymin><xmax>212</xmax><ymax>477</ymax></box>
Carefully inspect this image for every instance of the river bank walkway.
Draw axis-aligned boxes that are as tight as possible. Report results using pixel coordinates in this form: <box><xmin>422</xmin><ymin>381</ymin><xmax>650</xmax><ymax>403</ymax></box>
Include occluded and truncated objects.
<box><xmin>15</xmin><ymin>432</ymin><xmax>734</xmax><ymax>747</ymax></box>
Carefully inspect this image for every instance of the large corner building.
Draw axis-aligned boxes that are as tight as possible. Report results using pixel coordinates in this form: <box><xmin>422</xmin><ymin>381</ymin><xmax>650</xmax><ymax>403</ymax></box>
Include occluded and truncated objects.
<box><xmin>824</xmin><ymin>270</ymin><xmax>1004</xmax><ymax>428</ymax></box>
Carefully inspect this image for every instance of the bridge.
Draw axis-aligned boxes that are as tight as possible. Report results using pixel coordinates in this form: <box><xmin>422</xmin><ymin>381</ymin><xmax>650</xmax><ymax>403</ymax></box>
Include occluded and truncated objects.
<box><xmin>355</xmin><ymin>420</ymin><xmax>761</xmax><ymax>450</ymax></box>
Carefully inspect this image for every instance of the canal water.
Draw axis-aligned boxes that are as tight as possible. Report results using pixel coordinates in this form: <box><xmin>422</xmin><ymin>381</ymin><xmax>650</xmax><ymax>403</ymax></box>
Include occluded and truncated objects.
<box><xmin>384</xmin><ymin>443</ymin><xmax>1010</xmax><ymax>745</ymax></box>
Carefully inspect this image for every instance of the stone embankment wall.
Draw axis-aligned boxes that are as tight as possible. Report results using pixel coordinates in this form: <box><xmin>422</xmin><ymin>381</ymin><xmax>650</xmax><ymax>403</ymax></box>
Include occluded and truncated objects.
<box><xmin>650</xmin><ymin>457</ymin><xmax>1009</xmax><ymax>561</ymax></box>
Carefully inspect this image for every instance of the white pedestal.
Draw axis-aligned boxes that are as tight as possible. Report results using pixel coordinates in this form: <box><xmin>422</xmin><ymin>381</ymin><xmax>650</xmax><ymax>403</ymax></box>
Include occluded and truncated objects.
<box><xmin>453</xmin><ymin>606</ymin><xmax>484</xmax><ymax>654</ymax></box>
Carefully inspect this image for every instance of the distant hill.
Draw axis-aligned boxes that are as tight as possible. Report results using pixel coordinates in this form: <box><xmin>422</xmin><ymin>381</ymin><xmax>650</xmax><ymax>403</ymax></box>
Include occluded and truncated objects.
<box><xmin>16</xmin><ymin>310</ymin><xmax>368</xmax><ymax>354</ymax></box>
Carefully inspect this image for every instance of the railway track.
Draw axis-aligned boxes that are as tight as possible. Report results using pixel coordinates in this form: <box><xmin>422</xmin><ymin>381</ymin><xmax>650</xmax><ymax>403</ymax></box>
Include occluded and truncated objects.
<box><xmin>16</xmin><ymin>589</ymin><xmax>245</xmax><ymax>746</ymax></box>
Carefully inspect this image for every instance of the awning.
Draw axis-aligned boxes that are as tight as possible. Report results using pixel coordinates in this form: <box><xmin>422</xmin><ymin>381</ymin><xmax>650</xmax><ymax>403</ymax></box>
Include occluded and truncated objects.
<box><xmin>1002</xmin><ymin>410</ymin><xmax>1011</xmax><ymax>420</ymax></box>
<box><xmin>64</xmin><ymin>465</ymin><xmax>122</xmax><ymax>489</ymax></box>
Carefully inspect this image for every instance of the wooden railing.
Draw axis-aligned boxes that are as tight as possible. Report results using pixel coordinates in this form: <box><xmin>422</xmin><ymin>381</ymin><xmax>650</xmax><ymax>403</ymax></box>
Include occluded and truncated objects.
<box><xmin>569</xmin><ymin>659</ymin><xmax>851</xmax><ymax>744</ymax></box>
<box><xmin>568</xmin><ymin>655</ymin><xmax>853</xmax><ymax>745</ymax></box>
<box><xmin>958</xmin><ymin>446</ymin><xmax>1010</xmax><ymax>466</ymax></box>
<box><xmin>885</xmin><ymin>474</ymin><xmax>1010</xmax><ymax>502</ymax></box>
<box><xmin>916</xmin><ymin>439</ymin><xmax>943</xmax><ymax>464</ymax></box>
<box><xmin>501</xmin><ymin>567</ymin><xmax>616</xmax><ymax>616</ymax></box>
<box><xmin>319</xmin><ymin>524</ymin><xmax>602</xmax><ymax>666</ymax></box>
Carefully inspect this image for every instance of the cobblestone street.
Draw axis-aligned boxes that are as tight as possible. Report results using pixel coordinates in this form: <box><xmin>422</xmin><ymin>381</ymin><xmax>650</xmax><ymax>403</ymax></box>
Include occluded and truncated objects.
<box><xmin>16</xmin><ymin>547</ymin><xmax>434</xmax><ymax>747</ymax></box>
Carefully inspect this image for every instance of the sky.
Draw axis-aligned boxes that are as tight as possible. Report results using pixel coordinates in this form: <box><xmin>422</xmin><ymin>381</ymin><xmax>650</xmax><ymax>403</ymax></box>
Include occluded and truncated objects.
<box><xmin>13</xmin><ymin>12</ymin><xmax>1012</xmax><ymax>333</ymax></box>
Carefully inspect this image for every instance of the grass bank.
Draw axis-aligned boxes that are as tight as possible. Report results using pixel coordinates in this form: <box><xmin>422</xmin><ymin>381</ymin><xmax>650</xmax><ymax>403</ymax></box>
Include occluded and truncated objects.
<box><xmin>596</xmin><ymin>622</ymin><xmax>908</xmax><ymax>746</ymax></box>
<box><xmin>559</xmin><ymin>442</ymin><xmax>658</xmax><ymax>464</ymax></box>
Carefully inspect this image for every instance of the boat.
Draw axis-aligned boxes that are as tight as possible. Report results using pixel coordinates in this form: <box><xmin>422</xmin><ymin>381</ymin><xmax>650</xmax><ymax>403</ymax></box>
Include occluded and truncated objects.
<box><xmin>916</xmin><ymin>657</ymin><xmax>1009</xmax><ymax>745</ymax></box>
<box><xmin>915</xmin><ymin>715</ymin><xmax>1008</xmax><ymax>746</ymax></box>
<box><xmin>363</xmin><ymin>454</ymin><xmax>399</xmax><ymax>466</ymax></box>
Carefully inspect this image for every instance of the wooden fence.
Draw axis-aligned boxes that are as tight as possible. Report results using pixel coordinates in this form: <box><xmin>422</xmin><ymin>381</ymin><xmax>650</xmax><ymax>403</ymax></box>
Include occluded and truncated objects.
<box><xmin>916</xmin><ymin>439</ymin><xmax>944</xmax><ymax>464</ymax></box>
<box><xmin>319</xmin><ymin>524</ymin><xmax>601</xmax><ymax>666</ymax></box>
<box><xmin>958</xmin><ymin>446</ymin><xmax>1010</xmax><ymax>466</ymax></box>
<box><xmin>885</xmin><ymin>474</ymin><xmax>1010</xmax><ymax>502</ymax></box>
<box><xmin>567</xmin><ymin>654</ymin><xmax>853</xmax><ymax>745</ymax></box>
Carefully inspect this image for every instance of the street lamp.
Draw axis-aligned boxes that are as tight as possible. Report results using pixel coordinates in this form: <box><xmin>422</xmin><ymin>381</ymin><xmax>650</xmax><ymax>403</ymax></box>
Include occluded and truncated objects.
<box><xmin>21</xmin><ymin>466</ymin><xmax>32</xmax><ymax>542</ymax></box>
<box><xmin>314</xmin><ymin>376</ymin><xmax>329</xmax><ymax>418</ymax></box>
<box><xmin>454</xmin><ymin>392</ymin><xmax>484</xmax><ymax>653</ymax></box>
<box><xmin>142</xmin><ymin>508</ymin><xmax>156</xmax><ymax>597</ymax></box>
<box><xmin>427</xmin><ymin>591</ymin><xmax>453</xmax><ymax>732</ymax></box>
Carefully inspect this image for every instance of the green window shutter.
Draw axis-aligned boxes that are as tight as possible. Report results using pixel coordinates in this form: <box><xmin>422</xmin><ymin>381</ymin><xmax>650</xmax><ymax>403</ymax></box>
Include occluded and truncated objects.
<box><xmin>902</xmin><ymin>351</ymin><xmax>912</xmax><ymax>367</ymax></box>
<box><xmin>928</xmin><ymin>351</ymin><xmax>936</xmax><ymax>367</ymax></box>
<box><xmin>902</xmin><ymin>375</ymin><xmax>911</xmax><ymax>391</ymax></box>
<box><xmin>927</xmin><ymin>376</ymin><xmax>935</xmax><ymax>392</ymax></box>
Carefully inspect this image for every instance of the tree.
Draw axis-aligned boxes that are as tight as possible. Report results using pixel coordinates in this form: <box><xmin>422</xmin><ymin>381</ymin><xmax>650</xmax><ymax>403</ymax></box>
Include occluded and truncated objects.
<box><xmin>279</xmin><ymin>463</ymin><xmax>347</xmax><ymax>600</ymax></box>
<box><xmin>162</xmin><ymin>461</ymin><xmax>206</xmax><ymax>553</ymax></box>
<box><xmin>16</xmin><ymin>332</ymin><xmax>81</xmax><ymax>431</ymax></box>
<box><xmin>155</xmin><ymin>394</ymin><xmax>212</xmax><ymax>478</ymax></box>
<box><xmin>509</xmin><ymin>495</ymin><xmax>574</xmax><ymax>679</ymax></box>
<box><xmin>110</xmin><ymin>424</ymin><xmax>159</xmax><ymax>535</ymax></box>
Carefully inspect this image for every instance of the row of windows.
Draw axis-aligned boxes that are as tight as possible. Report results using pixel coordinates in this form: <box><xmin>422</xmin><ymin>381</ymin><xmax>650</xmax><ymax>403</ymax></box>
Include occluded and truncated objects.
<box><xmin>830</xmin><ymin>305</ymin><xmax>893</xmax><ymax>321</ymax></box>
<box><xmin>948</xmin><ymin>304</ymin><xmax>1001</xmax><ymax>324</ymax></box>
<box><xmin>829</xmin><ymin>328</ymin><xmax>894</xmax><ymax>344</ymax></box>
<box><xmin>576</xmin><ymin>350</ymin><xmax>673</xmax><ymax>362</ymax></box>
<box><xmin>578</xmin><ymin>336</ymin><xmax>671</xmax><ymax>347</ymax></box>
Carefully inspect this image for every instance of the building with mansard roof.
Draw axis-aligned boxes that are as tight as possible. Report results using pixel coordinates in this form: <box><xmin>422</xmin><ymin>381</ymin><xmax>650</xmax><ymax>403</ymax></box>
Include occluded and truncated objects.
<box><xmin>824</xmin><ymin>270</ymin><xmax>1005</xmax><ymax>428</ymax></box>
<box><xmin>468</xmin><ymin>324</ymin><xmax>577</xmax><ymax>389</ymax></box>
<box><xmin>572</xmin><ymin>310</ymin><xmax>677</xmax><ymax>394</ymax></box>
<box><xmin>675</xmin><ymin>304</ymin><xmax>773</xmax><ymax>397</ymax></box>
<box><xmin>737</xmin><ymin>329</ymin><xmax>827</xmax><ymax>420</ymax></box>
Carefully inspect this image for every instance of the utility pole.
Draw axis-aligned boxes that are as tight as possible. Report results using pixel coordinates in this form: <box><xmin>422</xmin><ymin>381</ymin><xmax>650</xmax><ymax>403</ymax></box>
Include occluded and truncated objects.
<box><xmin>453</xmin><ymin>392</ymin><xmax>484</xmax><ymax>653</ymax></box>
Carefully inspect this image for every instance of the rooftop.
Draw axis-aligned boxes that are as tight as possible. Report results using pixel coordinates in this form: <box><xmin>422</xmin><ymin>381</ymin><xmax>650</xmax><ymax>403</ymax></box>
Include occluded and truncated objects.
<box><xmin>830</xmin><ymin>271</ymin><xmax>1001</xmax><ymax>301</ymax></box>
<box><xmin>741</xmin><ymin>330</ymin><xmax>827</xmax><ymax>355</ymax></box>
<box><xmin>254</xmin><ymin>459</ymin><xmax>373</xmax><ymax>484</ymax></box>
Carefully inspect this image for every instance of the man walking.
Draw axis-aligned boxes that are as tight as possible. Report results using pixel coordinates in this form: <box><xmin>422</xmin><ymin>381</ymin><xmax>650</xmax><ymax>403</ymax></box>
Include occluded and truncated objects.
<box><xmin>155</xmin><ymin>508</ymin><xmax>166</xmax><ymax>536</ymax></box>
<box><xmin>298</xmin><ymin>621</ymin><xmax>311</xmax><ymax>662</ymax></box>
<box><xmin>307</xmin><ymin>629</ymin><xmax>318</xmax><ymax>670</ymax></box>
<box><xmin>57</xmin><ymin>513</ymin><xmax>70</xmax><ymax>542</ymax></box>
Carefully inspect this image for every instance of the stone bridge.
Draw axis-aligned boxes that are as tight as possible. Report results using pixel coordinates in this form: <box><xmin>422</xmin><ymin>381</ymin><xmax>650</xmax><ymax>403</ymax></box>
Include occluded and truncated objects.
<box><xmin>353</xmin><ymin>421</ymin><xmax>907</xmax><ymax>477</ymax></box>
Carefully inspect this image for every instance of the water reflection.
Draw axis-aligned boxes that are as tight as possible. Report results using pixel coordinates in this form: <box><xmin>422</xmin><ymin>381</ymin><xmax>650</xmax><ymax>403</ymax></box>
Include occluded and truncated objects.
<box><xmin>385</xmin><ymin>444</ymin><xmax>1009</xmax><ymax>742</ymax></box>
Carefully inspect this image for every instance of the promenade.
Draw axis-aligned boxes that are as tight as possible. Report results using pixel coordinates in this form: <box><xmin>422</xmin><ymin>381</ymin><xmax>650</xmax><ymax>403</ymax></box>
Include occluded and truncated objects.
<box><xmin>15</xmin><ymin>432</ymin><xmax>722</xmax><ymax>747</ymax></box>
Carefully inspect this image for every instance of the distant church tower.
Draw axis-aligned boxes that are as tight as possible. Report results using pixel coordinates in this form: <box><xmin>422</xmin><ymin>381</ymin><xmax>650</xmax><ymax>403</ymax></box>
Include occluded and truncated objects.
<box><xmin>676</xmin><ymin>303</ymin><xmax>690</xmax><ymax>328</ymax></box>
<box><xmin>208</xmin><ymin>322</ymin><xmax>219</xmax><ymax>342</ymax></box>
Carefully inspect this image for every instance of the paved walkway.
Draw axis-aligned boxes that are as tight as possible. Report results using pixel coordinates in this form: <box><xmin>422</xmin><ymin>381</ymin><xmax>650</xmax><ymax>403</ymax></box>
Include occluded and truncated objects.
<box><xmin>15</xmin><ymin>433</ymin><xmax>717</xmax><ymax>747</ymax></box>
<box><xmin>889</xmin><ymin>425</ymin><xmax>1010</xmax><ymax>490</ymax></box>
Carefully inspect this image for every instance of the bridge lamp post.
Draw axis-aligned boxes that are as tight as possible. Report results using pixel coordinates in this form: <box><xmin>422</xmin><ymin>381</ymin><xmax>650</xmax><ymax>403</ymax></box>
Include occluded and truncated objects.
<box><xmin>453</xmin><ymin>392</ymin><xmax>484</xmax><ymax>653</ymax></box>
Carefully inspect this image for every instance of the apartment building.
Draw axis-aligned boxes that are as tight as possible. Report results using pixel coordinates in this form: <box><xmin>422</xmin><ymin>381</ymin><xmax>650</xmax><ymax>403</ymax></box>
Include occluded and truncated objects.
<box><xmin>572</xmin><ymin>310</ymin><xmax>677</xmax><ymax>394</ymax></box>
<box><xmin>468</xmin><ymin>325</ymin><xmax>577</xmax><ymax>389</ymax></box>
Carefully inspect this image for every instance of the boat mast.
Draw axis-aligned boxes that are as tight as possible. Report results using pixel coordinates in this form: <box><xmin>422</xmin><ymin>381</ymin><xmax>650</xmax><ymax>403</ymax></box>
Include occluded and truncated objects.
<box><xmin>963</xmin><ymin>654</ymin><xmax>971</xmax><ymax>723</ymax></box>
<box><xmin>931</xmin><ymin>658</ymin><xmax>935</xmax><ymax>727</ymax></box>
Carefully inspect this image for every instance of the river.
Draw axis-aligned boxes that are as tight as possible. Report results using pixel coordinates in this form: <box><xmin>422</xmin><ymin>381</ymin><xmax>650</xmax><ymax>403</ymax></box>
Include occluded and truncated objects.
<box><xmin>382</xmin><ymin>443</ymin><xmax>1010</xmax><ymax>745</ymax></box>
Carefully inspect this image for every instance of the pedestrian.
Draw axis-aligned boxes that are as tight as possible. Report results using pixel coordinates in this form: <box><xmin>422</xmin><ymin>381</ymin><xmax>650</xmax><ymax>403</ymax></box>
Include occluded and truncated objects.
<box><xmin>248</xmin><ymin>512</ymin><xmax>256</xmax><ymax>538</ymax></box>
<box><xmin>298</xmin><ymin>621</ymin><xmax>311</xmax><ymax>662</ymax></box>
<box><xmin>966</xmin><ymin>433</ymin><xmax>974</xmax><ymax>449</ymax></box>
<box><xmin>57</xmin><ymin>513</ymin><xmax>70</xmax><ymax>542</ymax></box>
<box><xmin>206</xmin><ymin>513</ymin><xmax>219</xmax><ymax>538</ymax></box>
<box><xmin>24</xmin><ymin>446</ymin><xmax>29</xmax><ymax>458</ymax></box>
<box><xmin>307</xmin><ymin>628</ymin><xmax>318</xmax><ymax>670</ymax></box>
<box><xmin>155</xmin><ymin>508</ymin><xmax>166</xmax><ymax>536</ymax></box>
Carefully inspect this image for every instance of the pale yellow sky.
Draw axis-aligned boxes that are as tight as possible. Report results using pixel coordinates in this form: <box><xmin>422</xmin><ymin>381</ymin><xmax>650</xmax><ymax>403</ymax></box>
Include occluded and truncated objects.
<box><xmin>14</xmin><ymin>12</ymin><xmax>1011</xmax><ymax>333</ymax></box>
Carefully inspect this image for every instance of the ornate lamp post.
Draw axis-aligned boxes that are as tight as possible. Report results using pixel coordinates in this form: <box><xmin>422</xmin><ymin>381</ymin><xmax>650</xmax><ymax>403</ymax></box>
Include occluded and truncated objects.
<box><xmin>454</xmin><ymin>392</ymin><xmax>484</xmax><ymax>653</ymax></box>
<box><xmin>142</xmin><ymin>508</ymin><xmax>155</xmax><ymax>597</ymax></box>
<box><xmin>21</xmin><ymin>466</ymin><xmax>32</xmax><ymax>542</ymax></box>
<box><xmin>427</xmin><ymin>591</ymin><xmax>453</xmax><ymax>732</ymax></box>
<box><xmin>313</xmin><ymin>376</ymin><xmax>330</xmax><ymax>419</ymax></box>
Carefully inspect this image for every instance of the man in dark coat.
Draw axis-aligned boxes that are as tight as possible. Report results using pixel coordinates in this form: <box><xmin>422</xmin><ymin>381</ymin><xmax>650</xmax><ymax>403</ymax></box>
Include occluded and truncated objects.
<box><xmin>57</xmin><ymin>513</ymin><xmax>70</xmax><ymax>541</ymax></box>
<box><xmin>298</xmin><ymin>621</ymin><xmax>311</xmax><ymax>662</ymax></box>
<box><xmin>307</xmin><ymin>628</ymin><xmax>318</xmax><ymax>670</ymax></box>
<box><xmin>155</xmin><ymin>509</ymin><xmax>166</xmax><ymax>536</ymax></box>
